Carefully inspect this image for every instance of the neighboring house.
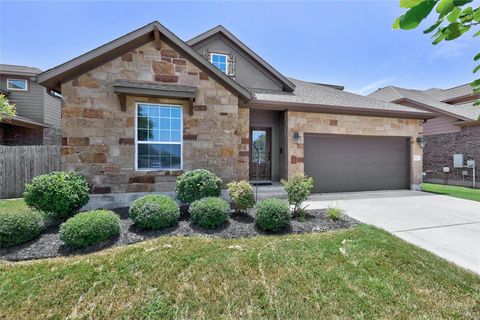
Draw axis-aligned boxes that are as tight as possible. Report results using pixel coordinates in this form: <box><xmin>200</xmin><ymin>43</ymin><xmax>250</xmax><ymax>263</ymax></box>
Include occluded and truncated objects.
<box><xmin>369</xmin><ymin>84</ymin><xmax>480</xmax><ymax>187</ymax></box>
<box><xmin>0</xmin><ymin>64</ymin><xmax>61</xmax><ymax>145</ymax></box>
<box><xmin>36</xmin><ymin>21</ymin><xmax>431</xmax><ymax>198</ymax></box>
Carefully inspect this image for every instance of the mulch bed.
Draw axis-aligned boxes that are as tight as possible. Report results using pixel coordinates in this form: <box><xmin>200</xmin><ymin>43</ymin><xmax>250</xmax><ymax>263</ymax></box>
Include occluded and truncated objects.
<box><xmin>0</xmin><ymin>208</ymin><xmax>359</xmax><ymax>262</ymax></box>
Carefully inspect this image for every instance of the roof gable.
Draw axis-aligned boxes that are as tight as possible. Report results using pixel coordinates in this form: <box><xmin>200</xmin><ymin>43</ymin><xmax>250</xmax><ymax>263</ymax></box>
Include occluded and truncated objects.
<box><xmin>187</xmin><ymin>25</ymin><xmax>295</xmax><ymax>92</ymax></box>
<box><xmin>36</xmin><ymin>21</ymin><xmax>251</xmax><ymax>101</ymax></box>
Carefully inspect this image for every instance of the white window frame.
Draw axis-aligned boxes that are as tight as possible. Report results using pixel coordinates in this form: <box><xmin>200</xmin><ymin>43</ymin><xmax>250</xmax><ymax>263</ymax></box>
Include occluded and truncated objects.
<box><xmin>134</xmin><ymin>102</ymin><xmax>183</xmax><ymax>171</ymax></box>
<box><xmin>6</xmin><ymin>78</ymin><xmax>28</xmax><ymax>91</ymax></box>
<box><xmin>210</xmin><ymin>53</ymin><xmax>229</xmax><ymax>74</ymax></box>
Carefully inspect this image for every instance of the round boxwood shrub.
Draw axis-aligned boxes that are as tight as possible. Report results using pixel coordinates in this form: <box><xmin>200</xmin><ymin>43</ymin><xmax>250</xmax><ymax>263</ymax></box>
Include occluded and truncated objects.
<box><xmin>59</xmin><ymin>210</ymin><xmax>120</xmax><ymax>248</ymax></box>
<box><xmin>227</xmin><ymin>180</ymin><xmax>255</xmax><ymax>214</ymax></box>
<box><xmin>255</xmin><ymin>198</ymin><xmax>291</xmax><ymax>232</ymax></box>
<box><xmin>24</xmin><ymin>171</ymin><xmax>90</xmax><ymax>221</ymax></box>
<box><xmin>176</xmin><ymin>169</ymin><xmax>223</xmax><ymax>204</ymax></box>
<box><xmin>189</xmin><ymin>197</ymin><xmax>229</xmax><ymax>229</ymax></box>
<box><xmin>0</xmin><ymin>208</ymin><xmax>44</xmax><ymax>248</ymax></box>
<box><xmin>129</xmin><ymin>195</ymin><xmax>180</xmax><ymax>230</ymax></box>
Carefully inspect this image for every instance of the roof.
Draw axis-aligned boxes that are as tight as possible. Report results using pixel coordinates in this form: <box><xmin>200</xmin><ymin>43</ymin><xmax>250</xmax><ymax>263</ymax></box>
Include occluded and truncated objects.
<box><xmin>36</xmin><ymin>21</ymin><xmax>252</xmax><ymax>101</ymax></box>
<box><xmin>369</xmin><ymin>86</ymin><xmax>480</xmax><ymax>121</ymax></box>
<box><xmin>113</xmin><ymin>80</ymin><xmax>197</xmax><ymax>99</ymax></box>
<box><xmin>0</xmin><ymin>64</ymin><xmax>42</xmax><ymax>76</ymax></box>
<box><xmin>425</xmin><ymin>83</ymin><xmax>475</xmax><ymax>102</ymax></box>
<box><xmin>187</xmin><ymin>25</ymin><xmax>296</xmax><ymax>93</ymax></box>
<box><xmin>249</xmin><ymin>78</ymin><xmax>433</xmax><ymax>119</ymax></box>
<box><xmin>1</xmin><ymin>114</ymin><xmax>50</xmax><ymax>129</ymax></box>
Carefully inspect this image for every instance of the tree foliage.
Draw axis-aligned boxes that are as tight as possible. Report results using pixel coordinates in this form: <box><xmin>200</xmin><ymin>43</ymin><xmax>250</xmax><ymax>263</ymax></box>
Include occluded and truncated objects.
<box><xmin>394</xmin><ymin>0</ymin><xmax>480</xmax><ymax>105</ymax></box>
<box><xmin>0</xmin><ymin>94</ymin><xmax>16</xmax><ymax>121</ymax></box>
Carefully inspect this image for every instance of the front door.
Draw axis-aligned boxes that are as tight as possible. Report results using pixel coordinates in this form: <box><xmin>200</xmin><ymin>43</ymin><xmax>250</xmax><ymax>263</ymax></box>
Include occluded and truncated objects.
<box><xmin>249</xmin><ymin>127</ymin><xmax>272</xmax><ymax>181</ymax></box>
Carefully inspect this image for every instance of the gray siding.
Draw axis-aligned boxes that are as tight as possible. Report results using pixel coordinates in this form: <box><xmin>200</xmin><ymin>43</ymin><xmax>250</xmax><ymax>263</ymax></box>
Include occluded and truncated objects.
<box><xmin>191</xmin><ymin>34</ymin><xmax>284</xmax><ymax>91</ymax></box>
<box><xmin>398</xmin><ymin>100</ymin><xmax>461</xmax><ymax>135</ymax></box>
<box><xmin>0</xmin><ymin>75</ymin><xmax>44</xmax><ymax>123</ymax></box>
<box><xmin>423</xmin><ymin>114</ymin><xmax>461</xmax><ymax>135</ymax></box>
<box><xmin>43</xmin><ymin>92</ymin><xmax>61</xmax><ymax>128</ymax></box>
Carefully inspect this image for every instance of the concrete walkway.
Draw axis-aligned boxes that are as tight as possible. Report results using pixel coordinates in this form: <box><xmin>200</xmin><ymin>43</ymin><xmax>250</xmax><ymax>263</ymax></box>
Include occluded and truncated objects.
<box><xmin>306</xmin><ymin>190</ymin><xmax>480</xmax><ymax>274</ymax></box>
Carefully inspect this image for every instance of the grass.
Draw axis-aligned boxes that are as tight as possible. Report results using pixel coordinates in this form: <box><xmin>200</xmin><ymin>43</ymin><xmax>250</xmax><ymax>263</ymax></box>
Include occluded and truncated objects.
<box><xmin>1</xmin><ymin>225</ymin><xmax>479</xmax><ymax>319</ymax></box>
<box><xmin>422</xmin><ymin>183</ymin><xmax>480</xmax><ymax>202</ymax></box>
<box><xmin>0</xmin><ymin>198</ymin><xmax>27</xmax><ymax>211</ymax></box>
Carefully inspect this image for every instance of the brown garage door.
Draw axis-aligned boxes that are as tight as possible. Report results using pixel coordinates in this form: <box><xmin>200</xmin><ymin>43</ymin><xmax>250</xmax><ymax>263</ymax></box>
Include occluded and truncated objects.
<box><xmin>304</xmin><ymin>134</ymin><xmax>410</xmax><ymax>193</ymax></box>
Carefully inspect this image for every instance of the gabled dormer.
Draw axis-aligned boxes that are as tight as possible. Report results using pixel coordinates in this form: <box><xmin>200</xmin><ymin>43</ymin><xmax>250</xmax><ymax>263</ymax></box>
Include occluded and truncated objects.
<box><xmin>187</xmin><ymin>25</ymin><xmax>295</xmax><ymax>93</ymax></box>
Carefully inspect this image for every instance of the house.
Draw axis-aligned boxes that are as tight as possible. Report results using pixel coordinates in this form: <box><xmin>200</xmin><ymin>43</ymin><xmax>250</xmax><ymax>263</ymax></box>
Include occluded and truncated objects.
<box><xmin>0</xmin><ymin>64</ymin><xmax>61</xmax><ymax>145</ymax></box>
<box><xmin>369</xmin><ymin>84</ymin><xmax>480</xmax><ymax>187</ymax></box>
<box><xmin>36</xmin><ymin>21</ymin><xmax>432</xmax><ymax>199</ymax></box>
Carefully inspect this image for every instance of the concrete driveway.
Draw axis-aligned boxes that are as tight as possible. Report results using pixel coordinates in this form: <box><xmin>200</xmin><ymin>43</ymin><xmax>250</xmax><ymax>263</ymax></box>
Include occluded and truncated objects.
<box><xmin>306</xmin><ymin>190</ymin><xmax>480</xmax><ymax>274</ymax></box>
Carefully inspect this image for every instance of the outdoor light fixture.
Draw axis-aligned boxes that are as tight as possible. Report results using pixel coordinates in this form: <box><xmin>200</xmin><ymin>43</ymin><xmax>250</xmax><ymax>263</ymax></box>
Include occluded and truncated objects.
<box><xmin>292</xmin><ymin>132</ymin><xmax>301</xmax><ymax>143</ymax></box>
<box><xmin>416</xmin><ymin>136</ymin><xmax>425</xmax><ymax>148</ymax></box>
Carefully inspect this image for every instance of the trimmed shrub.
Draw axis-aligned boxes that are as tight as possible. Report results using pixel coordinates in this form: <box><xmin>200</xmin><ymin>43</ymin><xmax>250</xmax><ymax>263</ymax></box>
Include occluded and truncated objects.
<box><xmin>59</xmin><ymin>210</ymin><xmax>120</xmax><ymax>248</ymax></box>
<box><xmin>129</xmin><ymin>195</ymin><xmax>180</xmax><ymax>230</ymax></box>
<box><xmin>227</xmin><ymin>180</ymin><xmax>255</xmax><ymax>214</ymax></box>
<box><xmin>255</xmin><ymin>198</ymin><xmax>291</xmax><ymax>232</ymax></box>
<box><xmin>0</xmin><ymin>208</ymin><xmax>44</xmax><ymax>247</ymax></box>
<box><xmin>24</xmin><ymin>171</ymin><xmax>90</xmax><ymax>221</ymax></box>
<box><xmin>189</xmin><ymin>197</ymin><xmax>229</xmax><ymax>229</ymax></box>
<box><xmin>176</xmin><ymin>169</ymin><xmax>223</xmax><ymax>204</ymax></box>
<box><xmin>326</xmin><ymin>206</ymin><xmax>343</xmax><ymax>221</ymax></box>
<box><xmin>281</xmin><ymin>175</ymin><xmax>313</xmax><ymax>217</ymax></box>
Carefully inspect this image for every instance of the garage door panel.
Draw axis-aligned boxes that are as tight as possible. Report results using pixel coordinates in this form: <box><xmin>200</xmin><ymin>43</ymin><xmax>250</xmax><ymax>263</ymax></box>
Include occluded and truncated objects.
<box><xmin>304</xmin><ymin>134</ymin><xmax>410</xmax><ymax>193</ymax></box>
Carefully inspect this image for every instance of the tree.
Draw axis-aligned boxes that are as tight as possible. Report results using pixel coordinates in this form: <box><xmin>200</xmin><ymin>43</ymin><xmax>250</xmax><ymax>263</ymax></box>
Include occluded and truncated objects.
<box><xmin>0</xmin><ymin>94</ymin><xmax>16</xmax><ymax>121</ymax></box>
<box><xmin>394</xmin><ymin>0</ymin><xmax>480</xmax><ymax>105</ymax></box>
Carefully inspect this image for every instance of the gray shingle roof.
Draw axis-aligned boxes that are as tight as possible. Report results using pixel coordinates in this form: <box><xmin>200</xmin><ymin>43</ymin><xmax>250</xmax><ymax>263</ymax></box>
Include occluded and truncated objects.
<box><xmin>252</xmin><ymin>78</ymin><xmax>430</xmax><ymax>115</ymax></box>
<box><xmin>425</xmin><ymin>83</ymin><xmax>474</xmax><ymax>102</ymax></box>
<box><xmin>369</xmin><ymin>86</ymin><xmax>480</xmax><ymax>121</ymax></box>
<box><xmin>0</xmin><ymin>64</ymin><xmax>42</xmax><ymax>76</ymax></box>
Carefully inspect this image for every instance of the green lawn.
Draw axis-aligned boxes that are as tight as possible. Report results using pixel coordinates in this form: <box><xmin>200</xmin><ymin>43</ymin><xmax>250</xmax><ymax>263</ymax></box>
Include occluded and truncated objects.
<box><xmin>0</xmin><ymin>198</ymin><xmax>26</xmax><ymax>211</ymax></box>
<box><xmin>422</xmin><ymin>183</ymin><xmax>480</xmax><ymax>202</ymax></box>
<box><xmin>1</xmin><ymin>225</ymin><xmax>479</xmax><ymax>319</ymax></box>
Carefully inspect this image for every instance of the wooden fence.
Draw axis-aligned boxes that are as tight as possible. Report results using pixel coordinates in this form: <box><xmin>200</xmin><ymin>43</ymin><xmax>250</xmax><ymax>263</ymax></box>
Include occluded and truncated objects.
<box><xmin>0</xmin><ymin>145</ymin><xmax>61</xmax><ymax>199</ymax></box>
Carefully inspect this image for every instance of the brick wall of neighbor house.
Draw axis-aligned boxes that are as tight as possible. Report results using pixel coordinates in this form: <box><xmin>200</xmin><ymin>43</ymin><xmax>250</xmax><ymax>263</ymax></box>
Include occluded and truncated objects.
<box><xmin>424</xmin><ymin>124</ymin><xmax>480</xmax><ymax>184</ymax></box>
<box><xmin>60</xmin><ymin>40</ymin><xmax>249</xmax><ymax>194</ymax></box>
<box><xmin>43</xmin><ymin>127</ymin><xmax>62</xmax><ymax>145</ymax></box>
<box><xmin>0</xmin><ymin>123</ymin><xmax>44</xmax><ymax>145</ymax></box>
<box><xmin>286</xmin><ymin>112</ymin><xmax>424</xmax><ymax>187</ymax></box>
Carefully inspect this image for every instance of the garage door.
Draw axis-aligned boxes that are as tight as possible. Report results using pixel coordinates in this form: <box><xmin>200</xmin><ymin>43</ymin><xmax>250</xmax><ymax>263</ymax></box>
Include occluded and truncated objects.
<box><xmin>304</xmin><ymin>134</ymin><xmax>410</xmax><ymax>193</ymax></box>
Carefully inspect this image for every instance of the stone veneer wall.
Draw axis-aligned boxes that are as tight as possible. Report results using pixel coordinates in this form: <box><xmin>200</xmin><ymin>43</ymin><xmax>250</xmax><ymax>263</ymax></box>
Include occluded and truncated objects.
<box><xmin>61</xmin><ymin>40</ymin><xmax>249</xmax><ymax>194</ymax></box>
<box><xmin>286</xmin><ymin>111</ymin><xmax>424</xmax><ymax>188</ymax></box>
<box><xmin>423</xmin><ymin>124</ymin><xmax>480</xmax><ymax>184</ymax></box>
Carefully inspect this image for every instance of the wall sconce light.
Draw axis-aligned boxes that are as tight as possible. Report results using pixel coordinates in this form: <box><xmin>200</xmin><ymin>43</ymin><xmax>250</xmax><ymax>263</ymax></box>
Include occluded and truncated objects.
<box><xmin>416</xmin><ymin>136</ymin><xmax>425</xmax><ymax>148</ymax></box>
<box><xmin>292</xmin><ymin>132</ymin><xmax>301</xmax><ymax>143</ymax></box>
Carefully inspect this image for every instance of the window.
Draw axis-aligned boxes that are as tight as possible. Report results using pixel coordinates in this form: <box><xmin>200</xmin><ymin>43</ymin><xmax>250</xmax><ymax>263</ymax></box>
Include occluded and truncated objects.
<box><xmin>135</xmin><ymin>103</ymin><xmax>182</xmax><ymax>170</ymax></box>
<box><xmin>7</xmin><ymin>79</ymin><xmax>28</xmax><ymax>91</ymax></box>
<box><xmin>210</xmin><ymin>53</ymin><xmax>228</xmax><ymax>74</ymax></box>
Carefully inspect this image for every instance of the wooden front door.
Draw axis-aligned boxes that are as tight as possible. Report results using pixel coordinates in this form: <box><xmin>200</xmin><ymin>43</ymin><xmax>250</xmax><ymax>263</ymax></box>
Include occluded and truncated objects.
<box><xmin>249</xmin><ymin>127</ymin><xmax>272</xmax><ymax>181</ymax></box>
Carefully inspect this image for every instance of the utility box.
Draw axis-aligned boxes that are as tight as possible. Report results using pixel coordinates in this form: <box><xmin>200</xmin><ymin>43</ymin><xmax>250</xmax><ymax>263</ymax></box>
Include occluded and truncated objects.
<box><xmin>453</xmin><ymin>154</ymin><xmax>464</xmax><ymax>168</ymax></box>
<box><xmin>467</xmin><ymin>160</ymin><xmax>476</xmax><ymax>168</ymax></box>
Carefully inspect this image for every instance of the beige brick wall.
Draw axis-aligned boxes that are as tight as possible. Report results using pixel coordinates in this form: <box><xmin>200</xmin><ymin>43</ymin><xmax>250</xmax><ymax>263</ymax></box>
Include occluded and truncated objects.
<box><xmin>286</xmin><ymin>111</ymin><xmax>424</xmax><ymax>188</ymax></box>
<box><xmin>61</xmin><ymin>40</ymin><xmax>249</xmax><ymax>194</ymax></box>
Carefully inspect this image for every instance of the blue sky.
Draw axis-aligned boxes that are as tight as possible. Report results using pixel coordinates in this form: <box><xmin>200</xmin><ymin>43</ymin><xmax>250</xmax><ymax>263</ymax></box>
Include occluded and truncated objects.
<box><xmin>1</xmin><ymin>1</ymin><xmax>478</xmax><ymax>95</ymax></box>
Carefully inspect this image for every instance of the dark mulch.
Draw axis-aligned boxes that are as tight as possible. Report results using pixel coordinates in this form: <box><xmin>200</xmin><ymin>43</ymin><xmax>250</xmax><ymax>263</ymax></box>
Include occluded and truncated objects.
<box><xmin>0</xmin><ymin>208</ymin><xmax>359</xmax><ymax>262</ymax></box>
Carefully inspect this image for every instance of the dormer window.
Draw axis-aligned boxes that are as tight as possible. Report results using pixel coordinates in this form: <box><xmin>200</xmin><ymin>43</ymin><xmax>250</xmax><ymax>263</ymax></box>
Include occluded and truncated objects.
<box><xmin>210</xmin><ymin>53</ymin><xmax>228</xmax><ymax>74</ymax></box>
<box><xmin>7</xmin><ymin>79</ymin><xmax>28</xmax><ymax>91</ymax></box>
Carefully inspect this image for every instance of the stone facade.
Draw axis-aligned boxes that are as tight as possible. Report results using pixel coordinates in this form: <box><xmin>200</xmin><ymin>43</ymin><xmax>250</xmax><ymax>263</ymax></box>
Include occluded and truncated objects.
<box><xmin>424</xmin><ymin>124</ymin><xmax>480</xmax><ymax>185</ymax></box>
<box><xmin>60</xmin><ymin>40</ymin><xmax>249</xmax><ymax>194</ymax></box>
<box><xmin>286</xmin><ymin>111</ymin><xmax>424</xmax><ymax>188</ymax></box>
